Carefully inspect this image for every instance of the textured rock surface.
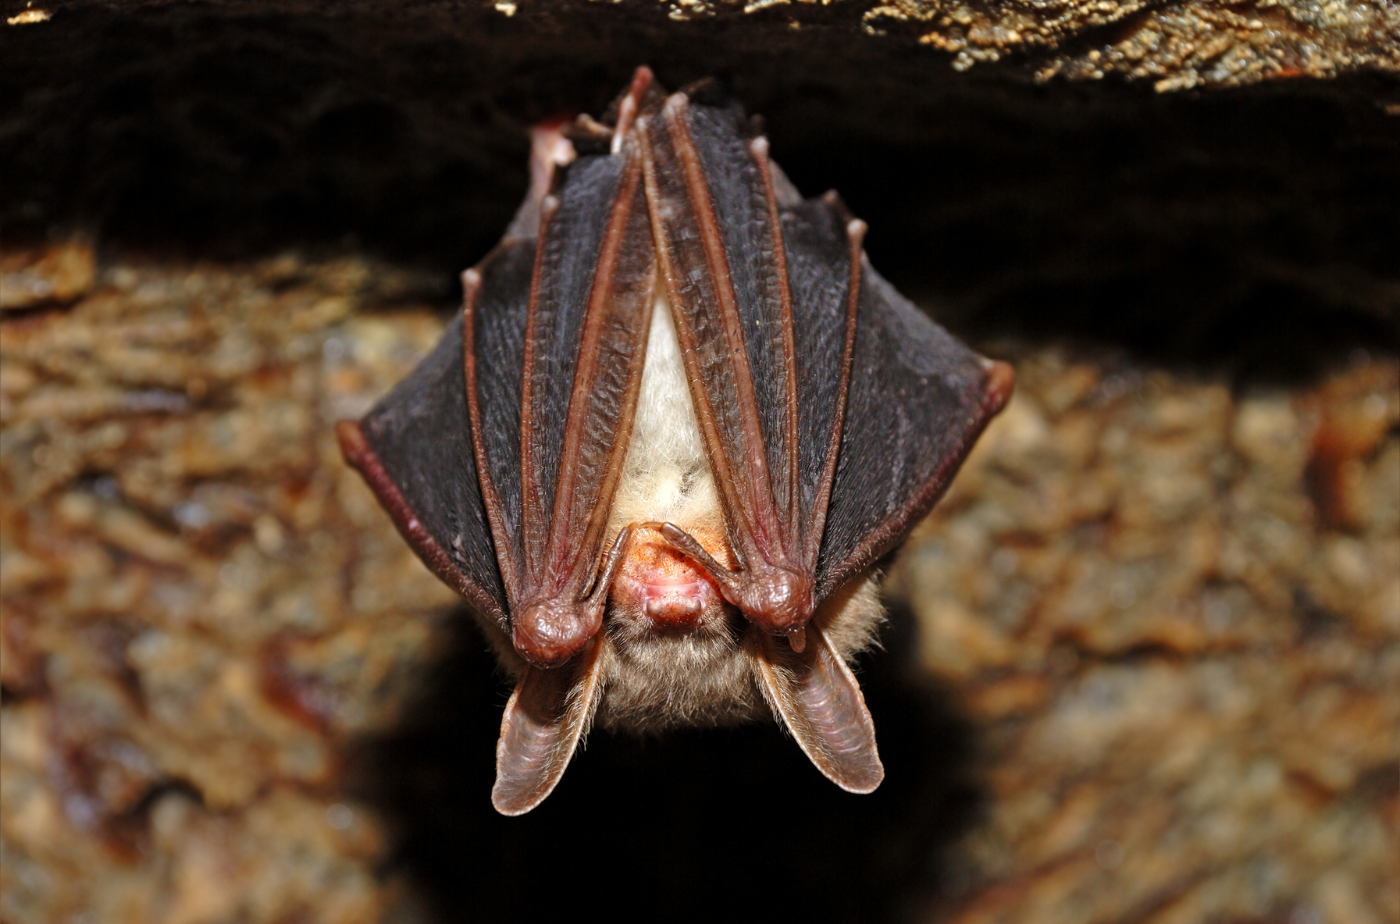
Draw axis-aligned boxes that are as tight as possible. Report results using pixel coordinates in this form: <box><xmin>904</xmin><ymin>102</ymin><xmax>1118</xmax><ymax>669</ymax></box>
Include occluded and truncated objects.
<box><xmin>2</xmin><ymin>247</ymin><xmax>1395</xmax><ymax>923</ymax></box>
<box><xmin>7</xmin><ymin>0</ymin><xmax>1398</xmax><ymax>91</ymax></box>
<box><xmin>1</xmin><ymin>251</ymin><xmax>453</xmax><ymax>923</ymax></box>
<box><xmin>3</xmin><ymin>2</ymin><xmax>1398</xmax><ymax>920</ymax></box>
<box><xmin>901</xmin><ymin>346</ymin><xmax>1399</xmax><ymax>924</ymax></box>
<box><xmin>866</xmin><ymin>0</ymin><xmax>1399</xmax><ymax>89</ymax></box>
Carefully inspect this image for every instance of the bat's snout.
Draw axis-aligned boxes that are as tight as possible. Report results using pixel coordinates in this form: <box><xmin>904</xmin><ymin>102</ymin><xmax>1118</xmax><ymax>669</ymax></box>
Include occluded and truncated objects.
<box><xmin>611</xmin><ymin>529</ymin><xmax>727</xmax><ymax>630</ymax></box>
<box><xmin>616</xmin><ymin>572</ymin><xmax>716</xmax><ymax>628</ymax></box>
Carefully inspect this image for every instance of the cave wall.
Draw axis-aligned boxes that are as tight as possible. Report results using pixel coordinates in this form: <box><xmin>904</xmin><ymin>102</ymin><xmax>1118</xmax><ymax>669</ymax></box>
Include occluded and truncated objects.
<box><xmin>2</xmin><ymin>3</ymin><xmax>1397</xmax><ymax>923</ymax></box>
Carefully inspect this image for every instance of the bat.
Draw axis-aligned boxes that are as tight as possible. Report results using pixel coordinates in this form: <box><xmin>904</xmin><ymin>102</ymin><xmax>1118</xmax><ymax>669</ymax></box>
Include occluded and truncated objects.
<box><xmin>337</xmin><ymin>68</ymin><xmax>1014</xmax><ymax>816</ymax></box>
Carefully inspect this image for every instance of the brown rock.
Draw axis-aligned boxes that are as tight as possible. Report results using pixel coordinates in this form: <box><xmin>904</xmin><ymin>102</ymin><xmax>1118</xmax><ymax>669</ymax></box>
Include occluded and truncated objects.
<box><xmin>2</xmin><ymin>6</ymin><xmax>1397</xmax><ymax>918</ymax></box>
<box><xmin>3</xmin><ymin>249</ymin><xmax>1393</xmax><ymax>922</ymax></box>
<box><xmin>0</xmin><ymin>241</ymin><xmax>96</xmax><ymax>311</ymax></box>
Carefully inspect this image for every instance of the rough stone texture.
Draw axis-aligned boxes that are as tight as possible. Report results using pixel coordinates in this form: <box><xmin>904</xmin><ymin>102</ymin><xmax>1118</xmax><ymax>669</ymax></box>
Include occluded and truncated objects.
<box><xmin>1</xmin><ymin>246</ymin><xmax>1396</xmax><ymax>924</ymax></box>
<box><xmin>6</xmin><ymin>0</ymin><xmax>1399</xmax><ymax>92</ymax></box>
<box><xmin>899</xmin><ymin>346</ymin><xmax>1399</xmax><ymax>924</ymax></box>
<box><xmin>866</xmin><ymin>0</ymin><xmax>1399</xmax><ymax>89</ymax></box>
<box><xmin>2</xmin><ymin>2</ymin><xmax>1399</xmax><ymax>922</ymax></box>
<box><xmin>1</xmin><ymin>251</ymin><xmax>454</xmax><ymax>924</ymax></box>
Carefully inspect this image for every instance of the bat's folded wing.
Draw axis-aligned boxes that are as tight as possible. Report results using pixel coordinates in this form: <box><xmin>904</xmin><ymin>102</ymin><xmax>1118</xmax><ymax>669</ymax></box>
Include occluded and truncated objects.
<box><xmin>337</xmin><ymin>311</ymin><xmax>511</xmax><ymax>630</ymax></box>
<box><xmin>751</xmin><ymin>201</ymin><xmax>1012</xmax><ymax>793</ymax></box>
<box><xmin>470</xmin><ymin>118</ymin><xmax>657</xmax><ymax>813</ymax></box>
<box><xmin>815</xmin><ymin>263</ymin><xmax>1014</xmax><ymax>599</ymax></box>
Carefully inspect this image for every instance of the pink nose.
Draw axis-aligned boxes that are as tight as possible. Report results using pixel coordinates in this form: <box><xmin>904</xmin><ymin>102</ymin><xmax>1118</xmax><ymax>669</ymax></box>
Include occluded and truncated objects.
<box><xmin>640</xmin><ymin>581</ymin><xmax>708</xmax><ymax>626</ymax></box>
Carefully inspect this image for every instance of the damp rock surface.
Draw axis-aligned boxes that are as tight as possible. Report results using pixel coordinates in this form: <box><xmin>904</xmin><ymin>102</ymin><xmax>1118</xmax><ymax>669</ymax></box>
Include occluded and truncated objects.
<box><xmin>1</xmin><ymin>247</ymin><xmax>1395</xmax><ymax>923</ymax></box>
<box><xmin>899</xmin><ymin>345</ymin><xmax>1399</xmax><ymax>924</ymax></box>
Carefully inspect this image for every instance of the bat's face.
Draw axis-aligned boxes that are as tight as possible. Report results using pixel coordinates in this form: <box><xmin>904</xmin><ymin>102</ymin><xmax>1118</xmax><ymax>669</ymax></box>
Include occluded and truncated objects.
<box><xmin>595</xmin><ymin>291</ymin><xmax>885</xmax><ymax>733</ymax></box>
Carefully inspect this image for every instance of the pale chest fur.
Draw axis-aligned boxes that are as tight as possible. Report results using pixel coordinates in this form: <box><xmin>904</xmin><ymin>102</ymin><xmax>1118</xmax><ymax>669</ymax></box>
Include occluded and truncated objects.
<box><xmin>595</xmin><ymin>292</ymin><xmax>884</xmax><ymax>733</ymax></box>
<box><xmin>605</xmin><ymin>296</ymin><xmax>726</xmax><ymax>547</ymax></box>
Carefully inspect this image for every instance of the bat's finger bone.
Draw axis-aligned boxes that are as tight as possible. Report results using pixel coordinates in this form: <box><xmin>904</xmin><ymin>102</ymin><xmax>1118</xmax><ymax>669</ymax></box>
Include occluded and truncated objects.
<box><xmin>636</xmin><ymin>521</ymin><xmax>740</xmax><ymax>586</ymax></box>
<box><xmin>584</xmin><ymin>524</ymin><xmax>636</xmax><ymax>604</ymax></box>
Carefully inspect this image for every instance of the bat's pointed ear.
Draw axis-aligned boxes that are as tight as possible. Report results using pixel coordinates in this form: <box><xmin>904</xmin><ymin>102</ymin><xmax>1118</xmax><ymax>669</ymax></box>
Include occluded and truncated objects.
<box><xmin>751</xmin><ymin>624</ymin><xmax>885</xmax><ymax>794</ymax></box>
<box><xmin>492</xmin><ymin>639</ymin><xmax>606</xmax><ymax>815</ymax></box>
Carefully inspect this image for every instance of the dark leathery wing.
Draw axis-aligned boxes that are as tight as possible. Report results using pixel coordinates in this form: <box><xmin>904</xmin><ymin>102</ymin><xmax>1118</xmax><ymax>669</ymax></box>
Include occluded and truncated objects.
<box><xmin>636</xmin><ymin>86</ymin><xmax>1013</xmax><ymax>791</ymax></box>
<box><xmin>341</xmin><ymin>72</ymin><xmax>660</xmax><ymax>815</ymax></box>
<box><xmin>338</xmin><ymin>68</ymin><xmax>1013</xmax><ymax>813</ymax></box>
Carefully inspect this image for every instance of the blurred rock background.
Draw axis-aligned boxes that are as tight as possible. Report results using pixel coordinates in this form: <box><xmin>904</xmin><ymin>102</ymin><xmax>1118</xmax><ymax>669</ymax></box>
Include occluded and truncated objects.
<box><xmin>1</xmin><ymin>2</ymin><xmax>1397</xmax><ymax>923</ymax></box>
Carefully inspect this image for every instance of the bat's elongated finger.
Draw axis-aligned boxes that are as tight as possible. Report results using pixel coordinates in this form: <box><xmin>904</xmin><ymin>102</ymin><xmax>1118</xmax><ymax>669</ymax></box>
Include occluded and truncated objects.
<box><xmin>611</xmin><ymin>66</ymin><xmax>654</xmax><ymax>153</ymax></box>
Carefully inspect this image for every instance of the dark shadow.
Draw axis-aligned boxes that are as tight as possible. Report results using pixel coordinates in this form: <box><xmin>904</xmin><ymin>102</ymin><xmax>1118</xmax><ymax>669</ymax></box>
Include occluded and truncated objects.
<box><xmin>3</xmin><ymin>5</ymin><xmax>1397</xmax><ymax>382</ymax></box>
<box><xmin>346</xmin><ymin>598</ymin><xmax>981</xmax><ymax>924</ymax></box>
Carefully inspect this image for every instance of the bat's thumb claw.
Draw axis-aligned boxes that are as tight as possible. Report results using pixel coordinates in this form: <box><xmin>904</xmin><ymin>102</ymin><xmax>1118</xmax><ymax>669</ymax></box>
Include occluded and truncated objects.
<box><xmin>736</xmin><ymin>566</ymin><xmax>814</xmax><ymax>638</ymax></box>
<box><xmin>787</xmin><ymin>626</ymin><xmax>807</xmax><ymax>653</ymax></box>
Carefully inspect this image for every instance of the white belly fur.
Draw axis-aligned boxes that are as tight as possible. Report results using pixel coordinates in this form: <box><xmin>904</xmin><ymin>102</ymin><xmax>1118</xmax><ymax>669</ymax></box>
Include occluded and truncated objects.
<box><xmin>605</xmin><ymin>294</ymin><xmax>725</xmax><ymax>545</ymax></box>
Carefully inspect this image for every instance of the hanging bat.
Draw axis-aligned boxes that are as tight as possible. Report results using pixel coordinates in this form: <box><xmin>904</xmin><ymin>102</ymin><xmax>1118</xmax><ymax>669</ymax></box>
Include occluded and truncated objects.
<box><xmin>337</xmin><ymin>68</ymin><xmax>1014</xmax><ymax>816</ymax></box>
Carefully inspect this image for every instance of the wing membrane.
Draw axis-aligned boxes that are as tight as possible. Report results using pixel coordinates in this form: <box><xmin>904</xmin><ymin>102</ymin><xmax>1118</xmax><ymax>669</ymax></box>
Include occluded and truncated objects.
<box><xmin>338</xmin><ymin>312</ymin><xmax>508</xmax><ymax>629</ymax></box>
<box><xmin>640</xmin><ymin>98</ymin><xmax>782</xmax><ymax>559</ymax></box>
<box><xmin>816</xmin><ymin>265</ymin><xmax>1013</xmax><ymax>598</ymax></box>
<box><xmin>464</xmin><ymin>242</ymin><xmax>536</xmax><ymax>597</ymax></box>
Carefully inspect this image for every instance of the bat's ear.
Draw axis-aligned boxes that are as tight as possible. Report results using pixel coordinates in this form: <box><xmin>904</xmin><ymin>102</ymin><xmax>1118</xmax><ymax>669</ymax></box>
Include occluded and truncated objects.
<box><xmin>750</xmin><ymin>624</ymin><xmax>885</xmax><ymax>794</ymax></box>
<box><xmin>492</xmin><ymin>640</ymin><xmax>606</xmax><ymax>815</ymax></box>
